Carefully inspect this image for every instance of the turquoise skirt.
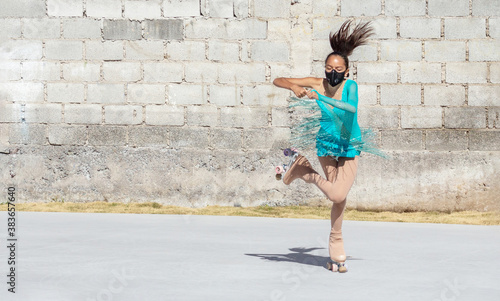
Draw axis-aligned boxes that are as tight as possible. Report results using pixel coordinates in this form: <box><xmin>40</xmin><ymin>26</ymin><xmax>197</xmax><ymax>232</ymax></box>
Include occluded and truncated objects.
<box><xmin>288</xmin><ymin>96</ymin><xmax>388</xmax><ymax>159</ymax></box>
<box><xmin>316</xmin><ymin>127</ymin><xmax>361</xmax><ymax>158</ymax></box>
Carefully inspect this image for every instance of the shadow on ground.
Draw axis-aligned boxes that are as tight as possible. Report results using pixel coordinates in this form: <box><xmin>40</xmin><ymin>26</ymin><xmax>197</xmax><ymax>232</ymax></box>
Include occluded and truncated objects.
<box><xmin>245</xmin><ymin>247</ymin><xmax>362</xmax><ymax>269</ymax></box>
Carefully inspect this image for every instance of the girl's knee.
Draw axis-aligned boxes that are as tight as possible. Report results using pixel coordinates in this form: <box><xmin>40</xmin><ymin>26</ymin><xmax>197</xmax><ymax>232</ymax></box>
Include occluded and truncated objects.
<box><xmin>328</xmin><ymin>192</ymin><xmax>346</xmax><ymax>204</ymax></box>
<box><xmin>331</xmin><ymin>198</ymin><xmax>345</xmax><ymax>204</ymax></box>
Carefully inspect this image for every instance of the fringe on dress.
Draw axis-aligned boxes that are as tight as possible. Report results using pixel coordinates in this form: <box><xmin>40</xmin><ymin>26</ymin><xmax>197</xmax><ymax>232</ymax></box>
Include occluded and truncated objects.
<box><xmin>287</xmin><ymin>92</ymin><xmax>390</xmax><ymax>159</ymax></box>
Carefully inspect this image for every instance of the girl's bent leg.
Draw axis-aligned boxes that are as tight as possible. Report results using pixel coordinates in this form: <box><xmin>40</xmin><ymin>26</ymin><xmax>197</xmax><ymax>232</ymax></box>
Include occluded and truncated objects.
<box><xmin>305</xmin><ymin>156</ymin><xmax>359</xmax><ymax>204</ymax></box>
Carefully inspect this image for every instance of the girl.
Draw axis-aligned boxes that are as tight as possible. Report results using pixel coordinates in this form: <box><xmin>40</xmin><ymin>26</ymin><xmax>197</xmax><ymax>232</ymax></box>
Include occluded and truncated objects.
<box><xmin>273</xmin><ymin>20</ymin><xmax>387</xmax><ymax>273</ymax></box>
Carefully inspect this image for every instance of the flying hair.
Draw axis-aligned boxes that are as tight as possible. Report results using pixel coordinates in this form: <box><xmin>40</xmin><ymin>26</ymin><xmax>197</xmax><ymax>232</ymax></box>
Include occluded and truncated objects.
<box><xmin>326</xmin><ymin>19</ymin><xmax>375</xmax><ymax>67</ymax></box>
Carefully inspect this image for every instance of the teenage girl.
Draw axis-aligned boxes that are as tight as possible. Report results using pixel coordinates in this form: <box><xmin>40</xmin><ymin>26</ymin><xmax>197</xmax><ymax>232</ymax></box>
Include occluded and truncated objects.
<box><xmin>273</xmin><ymin>20</ymin><xmax>386</xmax><ymax>272</ymax></box>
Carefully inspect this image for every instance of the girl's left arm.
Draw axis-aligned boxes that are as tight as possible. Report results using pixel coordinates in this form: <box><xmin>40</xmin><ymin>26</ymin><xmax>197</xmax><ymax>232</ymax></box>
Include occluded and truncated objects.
<box><xmin>308</xmin><ymin>83</ymin><xmax>357</xmax><ymax>114</ymax></box>
<box><xmin>345</xmin><ymin>80</ymin><xmax>359</xmax><ymax>113</ymax></box>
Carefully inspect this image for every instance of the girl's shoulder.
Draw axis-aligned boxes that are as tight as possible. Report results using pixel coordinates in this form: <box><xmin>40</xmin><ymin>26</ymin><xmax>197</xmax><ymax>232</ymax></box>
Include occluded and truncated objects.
<box><xmin>346</xmin><ymin>78</ymin><xmax>358</xmax><ymax>87</ymax></box>
<box><xmin>344</xmin><ymin>79</ymin><xmax>358</xmax><ymax>94</ymax></box>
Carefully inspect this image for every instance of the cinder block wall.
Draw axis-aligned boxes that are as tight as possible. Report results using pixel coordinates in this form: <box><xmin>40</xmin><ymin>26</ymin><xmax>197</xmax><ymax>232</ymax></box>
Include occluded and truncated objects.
<box><xmin>1</xmin><ymin>0</ymin><xmax>499</xmax><ymax>211</ymax></box>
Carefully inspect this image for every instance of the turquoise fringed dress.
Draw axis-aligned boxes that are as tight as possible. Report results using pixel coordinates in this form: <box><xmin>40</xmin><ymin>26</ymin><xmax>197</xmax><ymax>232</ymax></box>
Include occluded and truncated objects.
<box><xmin>289</xmin><ymin>79</ymin><xmax>388</xmax><ymax>159</ymax></box>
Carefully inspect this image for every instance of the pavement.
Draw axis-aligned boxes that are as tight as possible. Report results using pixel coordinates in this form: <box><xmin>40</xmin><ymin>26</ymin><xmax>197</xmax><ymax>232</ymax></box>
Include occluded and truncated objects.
<box><xmin>0</xmin><ymin>211</ymin><xmax>499</xmax><ymax>301</ymax></box>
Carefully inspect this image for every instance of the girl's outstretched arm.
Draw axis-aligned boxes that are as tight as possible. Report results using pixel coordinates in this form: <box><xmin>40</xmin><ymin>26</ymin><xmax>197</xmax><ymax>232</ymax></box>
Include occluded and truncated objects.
<box><xmin>273</xmin><ymin>77</ymin><xmax>322</xmax><ymax>98</ymax></box>
<box><xmin>308</xmin><ymin>89</ymin><xmax>356</xmax><ymax>114</ymax></box>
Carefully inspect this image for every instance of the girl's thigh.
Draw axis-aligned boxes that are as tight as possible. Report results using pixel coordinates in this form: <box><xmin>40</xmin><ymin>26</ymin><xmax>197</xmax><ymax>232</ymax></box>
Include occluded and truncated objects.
<box><xmin>318</xmin><ymin>156</ymin><xmax>339</xmax><ymax>182</ymax></box>
<box><xmin>336</xmin><ymin>156</ymin><xmax>359</xmax><ymax>185</ymax></box>
<box><xmin>319</xmin><ymin>155</ymin><xmax>359</xmax><ymax>183</ymax></box>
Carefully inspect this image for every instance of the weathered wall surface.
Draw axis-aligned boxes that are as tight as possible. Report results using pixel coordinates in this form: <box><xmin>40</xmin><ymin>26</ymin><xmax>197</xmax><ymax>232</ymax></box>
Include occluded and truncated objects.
<box><xmin>0</xmin><ymin>0</ymin><xmax>499</xmax><ymax>211</ymax></box>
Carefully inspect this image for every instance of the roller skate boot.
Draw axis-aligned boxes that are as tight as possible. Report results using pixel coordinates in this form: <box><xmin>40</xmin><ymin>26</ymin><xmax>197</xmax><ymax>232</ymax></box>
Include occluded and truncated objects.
<box><xmin>282</xmin><ymin>154</ymin><xmax>316</xmax><ymax>185</ymax></box>
<box><xmin>327</xmin><ymin>231</ymin><xmax>348</xmax><ymax>273</ymax></box>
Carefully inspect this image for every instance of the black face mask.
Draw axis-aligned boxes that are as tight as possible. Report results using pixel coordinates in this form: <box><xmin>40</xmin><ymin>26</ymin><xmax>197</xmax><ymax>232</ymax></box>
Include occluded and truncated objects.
<box><xmin>325</xmin><ymin>70</ymin><xmax>346</xmax><ymax>86</ymax></box>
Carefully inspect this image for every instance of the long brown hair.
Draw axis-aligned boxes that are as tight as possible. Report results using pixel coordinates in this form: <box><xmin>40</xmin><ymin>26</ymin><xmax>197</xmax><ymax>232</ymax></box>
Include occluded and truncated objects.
<box><xmin>325</xmin><ymin>19</ymin><xmax>375</xmax><ymax>68</ymax></box>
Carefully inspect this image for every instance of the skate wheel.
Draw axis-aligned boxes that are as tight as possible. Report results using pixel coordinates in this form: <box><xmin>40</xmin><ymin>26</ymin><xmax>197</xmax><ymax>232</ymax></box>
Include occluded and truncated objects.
<box><xmin>283</xmin><ymin>148</ymin><xmax>292</xmax><ymax>156</ymax></box>
<box><xmin>291</xmin><ymin>147</ymin><xmax>298</xmax><ymax>153</ymax></box>
<box><xmin>338</xmin><ymin>263</ymin><xmax>347</xmax><ymax>273</ymax></box>
<box><xmin>275</xmin><ymin>166</ymin><xmax>284</xmax><ymax>174</ymax></box>
<box><xmin>275</xmin><ymin>174</ymin><xmax>282</xmax><ymax>181</ymax></box>
<box><xmin>326</xmin><ymin>262</ymin><xmax>338</xmax><ymax>272</ymax></box>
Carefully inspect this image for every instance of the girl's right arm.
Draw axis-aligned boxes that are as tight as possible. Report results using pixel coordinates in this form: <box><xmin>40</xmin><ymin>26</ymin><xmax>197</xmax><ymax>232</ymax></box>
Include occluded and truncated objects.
<box><xmin>273</xmin><ymin>77</ymin><xmax>322</xmax><ymax>98</ymax></box>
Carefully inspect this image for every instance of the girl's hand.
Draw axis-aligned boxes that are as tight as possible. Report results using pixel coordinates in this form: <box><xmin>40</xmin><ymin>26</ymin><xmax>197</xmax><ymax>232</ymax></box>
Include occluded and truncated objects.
<box><xmin>306</xmin><ymin>90</ymin><xmax>319</xmax><ymax>100</ymax></box>
<box><xmin>291</xmin><ymin>84</ymin><xmax>307</xmax><ymax>98</ymax></box>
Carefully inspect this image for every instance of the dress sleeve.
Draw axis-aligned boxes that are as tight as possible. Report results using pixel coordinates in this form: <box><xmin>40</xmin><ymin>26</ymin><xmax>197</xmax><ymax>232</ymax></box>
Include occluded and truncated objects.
<box><xmin>346</xmin><ymin>80</ymin><xmax>359</xmax><ymax>113</ymax></box>
<box><xmin>313</xmin><ymin>82</ymin><xmax>358</xmax><ymax>143</ymax></box>
<box><xmin>312</xmin><ymin>84</ymin><xmax>357</xmax><ymax>114</ymax></box>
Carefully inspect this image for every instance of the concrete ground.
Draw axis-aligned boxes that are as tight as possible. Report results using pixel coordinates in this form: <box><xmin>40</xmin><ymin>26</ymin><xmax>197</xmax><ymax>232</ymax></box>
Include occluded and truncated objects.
<box><xmin>0</xmin><ymin>211</ymin><xmax>499</xmax><ymax>301</ymax></box>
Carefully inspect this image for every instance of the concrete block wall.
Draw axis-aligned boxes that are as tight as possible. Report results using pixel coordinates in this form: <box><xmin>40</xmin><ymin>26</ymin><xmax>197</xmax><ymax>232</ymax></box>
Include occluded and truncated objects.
<box><xmin>1</xmin><ymin>0</ymin><xmax>499</xmax><ymax>211</ymax></box>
